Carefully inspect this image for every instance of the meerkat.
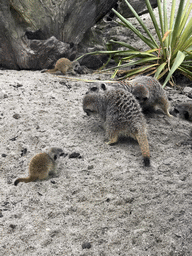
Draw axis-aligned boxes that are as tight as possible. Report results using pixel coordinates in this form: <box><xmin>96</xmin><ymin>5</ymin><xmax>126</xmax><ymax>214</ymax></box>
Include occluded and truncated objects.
<box><xmin>83</xmin><ymin>89</ymin><xmax>150</xmax><ymax>166</ymax></box>
<box><xmin>42</xmin><ymin>58</ymin><xmax>79</xmax><ymax>75</ymax></box>
<box><xmin>14</xmin><ymin>147</ymin><xmax>64</xmax><ymax>186</ymax></box>
<box><xmin>119</xmin><ymin>76</ymin><xmax>172</xmax><ymax>117</ymax></box>
<box><xmin>87</xmin><ymin>77</ymin><xmax>172</xmax><ymax>117</ymax></box>
<box><xmin>171</xmin><ymin>102</ymin><xmax>192</xmax><ymax>121</ymax></box>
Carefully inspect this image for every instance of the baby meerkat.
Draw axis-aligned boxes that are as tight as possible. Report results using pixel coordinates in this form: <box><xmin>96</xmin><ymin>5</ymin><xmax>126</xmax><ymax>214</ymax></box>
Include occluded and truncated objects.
<box><xmin>42</xmin><ymin>58</ymin><xmax>79</xmax><ymax>75</ymax></box>
<box><xmin>119</xmin><ymin>76</ymin><xmax>172</xmax><ymax>117</ymax></box>
<box><xmin>172</xmin><ymin>102</ymin><xmax>192</xmax><ymax>121</ymax></box>
<box><xmin>83</xmin><ymin>89</ymin><xmax>151</xmax><ymax>166</ymax></box>
<box><xmin>14</xmin><ymin>147</ymin><xmax>64</xmax><ymax>186</ymax></box>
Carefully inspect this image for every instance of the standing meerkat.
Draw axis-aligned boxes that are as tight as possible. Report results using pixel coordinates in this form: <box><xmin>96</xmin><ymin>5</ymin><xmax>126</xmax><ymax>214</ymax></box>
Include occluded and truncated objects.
<box><xmin>14</xmin><ymin>147</ymin><xmax>64</xmax><ymax>186</ymax></box>
<box><xmin>42</xmin><ymin>58</ymin><xmax>79</xmax><ymax>75</ymax></box>
<box><xmin>119</xmin><ymin>76</ymin><xmax>172</xmax><ymax>117</ymax></box>
<box><xmin>83</xmin><ymin>89</ymin><xmax>151</xmax><ymax>166</ymax></box>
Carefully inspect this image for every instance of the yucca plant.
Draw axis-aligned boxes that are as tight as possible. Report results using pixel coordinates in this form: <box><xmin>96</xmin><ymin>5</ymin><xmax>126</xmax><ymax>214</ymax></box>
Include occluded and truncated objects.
<box><xmin>82</xmin><ymin>0</ymin><xmax>192</xmax><ymax>87</ymax></box>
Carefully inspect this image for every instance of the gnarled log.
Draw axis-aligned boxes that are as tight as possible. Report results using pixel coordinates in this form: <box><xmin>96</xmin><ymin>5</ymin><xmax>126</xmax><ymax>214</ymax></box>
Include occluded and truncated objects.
<box><xmin>0</xmin><ymin>0</ymin><xmax>117</xmax><ymax>69</ymax></box>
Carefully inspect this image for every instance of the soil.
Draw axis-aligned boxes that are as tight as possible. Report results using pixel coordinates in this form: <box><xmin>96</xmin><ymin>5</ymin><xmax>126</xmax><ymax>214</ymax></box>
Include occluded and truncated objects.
<box><xmin>1</xmin><ymin>0</ymin><xmax>192</xmax><ymax>254</ymax></box>
<box><xmin>0</xmin><ymin>69</ymin><xmax>192</xmax><ymax>256</ymax></box>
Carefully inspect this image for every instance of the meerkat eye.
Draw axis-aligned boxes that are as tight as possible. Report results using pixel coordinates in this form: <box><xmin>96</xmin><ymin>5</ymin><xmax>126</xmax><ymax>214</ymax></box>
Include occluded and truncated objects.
<box><xmin>90</xmin><ymin>87</ymin><xmax>98</xmax><ymax>92</ymax></box>
<box><xmin>174</xmin><ymin>108</ymin><xmax>179</xmax><ymax>114</ymax></box>
<box><xmin>183</xmin><ymin>111</ymin><xmax>189</xmax><ymax>120</ymax></box>
<box><xmin>143</xmin><ymin>97</ymin><xmax>148</xmax><ymax>101</ymax></box>
<box><xmin>136</xmin><ymin>97</ymin><xmax>140</xmax><ymax>100</ymax></box>
<box><xmin>101</xmin><ymin>83</ymin><xmax>107</xmax><ymax>91</ymax></box>
<box><xmin>54</xmin><ymin>155</ymin><xmax>57</xmax><ymax>161</ymax></box>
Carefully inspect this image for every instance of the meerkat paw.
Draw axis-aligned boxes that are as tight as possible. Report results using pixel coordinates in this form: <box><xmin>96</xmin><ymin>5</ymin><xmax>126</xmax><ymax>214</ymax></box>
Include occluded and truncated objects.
<box><xmin>167</xmin><ymin>113</ymin><xmax>174</xmax><ymax>118</ymax></box>
<box><xmin>106</xmin><ymin>138</ymin><xmax>118</xmax><ymax>145</ymax></box>
<box><xmin>106</xmin><ymin>141</ymin><xmax>117</xmax><ymax>145</ymax></box>
<box><xmin>143</xmin><ymin>157</ymin><xmax>150</xmax><ymax>167</ymax></box>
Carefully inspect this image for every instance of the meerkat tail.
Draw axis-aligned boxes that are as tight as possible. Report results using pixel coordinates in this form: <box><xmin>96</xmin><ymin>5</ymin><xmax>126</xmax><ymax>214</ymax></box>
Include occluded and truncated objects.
<box><xmin>41</xmin><ymin>69</ymin><xmax>56</xmax><ymax>74</ymax></box>
<box><xmin>45</xmin><ymin>68</ymin><xmax>58</xmax><ymax>74</ymax></box>
<box><xmin>14</xmin><ymin>176</ymin><xmax>38</xmax><ymax>186</ymax></box>
<box><xmin>135</xmin><ymin>131</ymin><xmax>150</xmax><ymax>167</ymax></box>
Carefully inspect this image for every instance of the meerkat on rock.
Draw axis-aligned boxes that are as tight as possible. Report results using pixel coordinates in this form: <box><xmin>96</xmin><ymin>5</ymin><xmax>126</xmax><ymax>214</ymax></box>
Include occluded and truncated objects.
<box><xmin>83</xmin><ymin>89</ymin><xmax>151</xmax><ymax>166</ymax></box>
<box><xmin>14</xmin><ymin>147</ymin><xmax>64</xmax><ymax>186</ymax></box>
<box><xmin>42</xmin><ymin>58</ymin><xmax>79</xmax><ymax>75</ymax></box>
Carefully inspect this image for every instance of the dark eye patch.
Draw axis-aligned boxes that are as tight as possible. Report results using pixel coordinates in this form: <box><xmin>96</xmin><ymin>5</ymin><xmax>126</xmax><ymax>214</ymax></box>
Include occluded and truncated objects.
<box><xmin>143</xmin><ymin>97</ymin><xmax>148</xmax><ymax>102</ymax></box>
<box><xmin>85</xmin><ymin>109</ymin><xmax>97</xmax><ymax>116</ymax></box>
<box><xmin>54</xmin><ymin>155</ymin><xmax>57</xmax><ymax>161</ymax></box>
<box><xmin>174</xmin><ymin>108</ymin><xmax>179</xmax><ymax>114</ymax></box>
<box><xmin>183</xmin><ymin>111</ymin><xmax>189</xmax><ymax>120</ymax></box>
<box><xmin>101</xmin><ymin>83</ymin><xmax>107</xmax><ymax>91</ymax></box>
<box><xmin>90</xmin><ymin>87</ymin><xmax>98</xmax><ymax>92</ymax></box>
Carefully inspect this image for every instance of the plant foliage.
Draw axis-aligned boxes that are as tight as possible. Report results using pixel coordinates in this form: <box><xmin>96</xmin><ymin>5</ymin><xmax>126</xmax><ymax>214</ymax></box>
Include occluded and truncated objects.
<box><xmin>86</xmin><ymin>0</ymin><xmax>192</xmax><ymax>87</ymax></box>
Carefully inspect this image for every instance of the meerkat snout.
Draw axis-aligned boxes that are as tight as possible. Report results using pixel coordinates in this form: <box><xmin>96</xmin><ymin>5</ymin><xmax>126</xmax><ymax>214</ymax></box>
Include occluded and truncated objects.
<box><xmin>14</xmin><ymin>147</ymin><xmax>63</xmax><ymax>186</ymax></box>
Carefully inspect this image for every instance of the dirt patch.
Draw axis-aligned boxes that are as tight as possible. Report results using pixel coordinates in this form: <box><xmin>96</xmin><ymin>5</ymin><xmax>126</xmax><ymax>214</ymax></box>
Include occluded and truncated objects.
<box><xmin>0</xmin><ymin>70</ymin><xmax>192</xmax><ymax>255</ymax></box>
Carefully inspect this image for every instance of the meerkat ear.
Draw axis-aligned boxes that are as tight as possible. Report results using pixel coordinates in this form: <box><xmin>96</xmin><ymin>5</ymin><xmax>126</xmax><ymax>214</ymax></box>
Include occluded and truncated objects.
<box><xmin>54</xmin><ymin>155</ymin><xmax>57</xmax><ymax>161</ymax></box>
<box><xmin>101</xmin><ymin>83</ymin><xmax>107</xmax><ymax>91</ymax></box>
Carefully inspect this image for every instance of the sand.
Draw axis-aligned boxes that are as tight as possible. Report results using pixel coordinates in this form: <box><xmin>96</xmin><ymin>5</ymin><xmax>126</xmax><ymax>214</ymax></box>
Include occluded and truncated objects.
<box><xmin>0</xmin><ymin>69</ymin><xmax>192</xmax><ymax>255</ymax></box>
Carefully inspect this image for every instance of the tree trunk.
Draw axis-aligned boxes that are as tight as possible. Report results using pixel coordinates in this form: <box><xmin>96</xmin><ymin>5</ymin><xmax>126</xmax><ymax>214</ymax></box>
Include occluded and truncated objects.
<box><xmin>0</xmin><ymin>0</ymin><xmax>117</xmax><ymax>69</ymax></box>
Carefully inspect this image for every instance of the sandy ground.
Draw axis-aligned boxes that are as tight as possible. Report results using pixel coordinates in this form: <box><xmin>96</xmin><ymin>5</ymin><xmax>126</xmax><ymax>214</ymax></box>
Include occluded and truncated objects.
<box><xmin>0</xmin><ymin>69</ymin><xmax>192</xmax><ymax>256</ymax></box>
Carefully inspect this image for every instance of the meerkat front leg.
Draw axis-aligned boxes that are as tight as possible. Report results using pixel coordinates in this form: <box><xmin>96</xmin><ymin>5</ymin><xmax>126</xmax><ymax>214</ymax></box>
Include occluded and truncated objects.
<box><xmin>105</xmin><ymin>128</ymin><xmax>119</xmax><ymax>145</ymax></box>
<box><xmin>158</xmin><ymin>98</ymin><xmax>173</xmax><ymax>118</ymax></box>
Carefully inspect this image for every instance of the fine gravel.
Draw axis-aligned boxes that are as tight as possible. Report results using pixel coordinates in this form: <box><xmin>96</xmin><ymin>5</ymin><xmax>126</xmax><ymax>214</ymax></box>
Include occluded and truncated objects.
<box><xmin>0</xmin><ymin>69</ymin><xmax>192</xmax><ymax>256</ymax></box>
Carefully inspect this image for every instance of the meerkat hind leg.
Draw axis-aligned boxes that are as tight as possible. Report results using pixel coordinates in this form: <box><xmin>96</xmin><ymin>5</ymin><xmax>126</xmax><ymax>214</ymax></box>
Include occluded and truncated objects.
<box><xmin>49</xmin><ymin>167</ymin><xmax>57</xmax><ymax>176</ymax></box>
<box><xmin>38</xmin><ymin>171</ymin><xmax>50</xmax><ymax>180</ymax></box>
<box><xmin>135</xmin><ymin>131</ymin><xmax>150</xmax><ymax>167</ymax></box>
<box><xmin>60</xmin><ymin>68</ymin><xmax>67</xmax><ymax>75</ymax></box>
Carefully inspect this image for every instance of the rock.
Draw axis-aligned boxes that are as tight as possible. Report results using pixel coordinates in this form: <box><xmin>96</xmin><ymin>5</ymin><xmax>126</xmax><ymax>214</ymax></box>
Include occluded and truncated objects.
<box><xmin>69</xmin><ymin>152</ymin><xmax>82</xmax><ymax>159</ymax></box>
<box><xmin>82</xmin><ymin>242</ymin><xmax>92</xmax><ymax>249</ymax></box>
<box><xmin>79</xmin><ymin>55</ymin><xmax>104</xmax><ymax>69</ymax></box>
<box><xmin>21</xmin><ymin>148</ymin><xmax>27</xmax><ymax>156</ymax></box>
<box><xmin>28</xmin><ymin>36</ymin><xmax>77</xmax><ymax>70</ymax></box>
<box><xmin>59</xmin><ymin>152</ymin><xmax>68</xmax><ymax>158</ymax></box>
<box><xmin>9</xmin><ymin>224</ymin><xmax>16</xmax><ymax>230</ymax></box>
<box><xmin>183</xmin><ymin>87</ymin><xmax>192</xmax><ymax>94</ymax></box>
<box><xmin>87</xmin><ymin>165</ymin><xmax>94</xmax><ymax>170</ymax></box>
<box><xmin>117</xmin><ymin>0</ymin><xmax>158</xmax><ymax>18</ymax></box>
<box><xmin>13</xmin><ymin>114</ymin><xmax>21</xmax><ymax>119</ymax></box>
<box><xmin>10</xmin><ymin>136</ymin><xmax>18</xmax><ymax>141</ymax></box>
